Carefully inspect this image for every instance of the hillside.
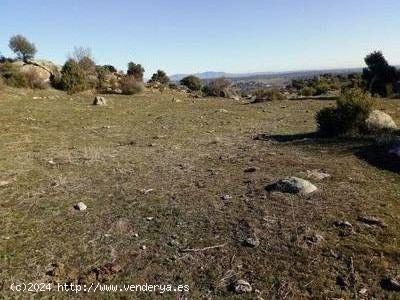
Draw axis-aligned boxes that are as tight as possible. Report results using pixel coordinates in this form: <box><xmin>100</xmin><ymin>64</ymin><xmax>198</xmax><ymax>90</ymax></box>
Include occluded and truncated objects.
<box><xmin>1</xmin><ymin>87</ymin><xmax>400</xmax><ymax>298</ymax></box>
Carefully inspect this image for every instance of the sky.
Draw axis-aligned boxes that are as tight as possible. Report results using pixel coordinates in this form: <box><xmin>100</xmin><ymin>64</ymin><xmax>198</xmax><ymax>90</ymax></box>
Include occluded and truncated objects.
<box><xmin>1</xmin><ymin>0</ymin><xmax>400</xmax><ymax>76</ymax></box>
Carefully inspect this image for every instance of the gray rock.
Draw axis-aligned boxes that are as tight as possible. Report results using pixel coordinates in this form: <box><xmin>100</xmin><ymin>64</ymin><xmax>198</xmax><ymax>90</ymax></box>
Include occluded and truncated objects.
<box><xmin>93</xmin><ymin>96</ymin><xmax>106</xmax><ymax>106</ymax></box>
<box><xmin>267</xmin><ymin>177</ymin><xmax>317</xmax><ymax>195</ymax></box>
<box><xmin>358</xmin><ymin>215</ymin><xmax>387</xmax><ymax>227</ymax></box>
<box><xmin>243</xmin><ymin>236</ymin><xmax>260</xmax><ymax>248</ymax></box>
<box><xmin>74</xmin><ymin>202</ymin><xmax>87</xmax><ymax>211</ymax></box>
<box><xmin>234</xmin><ymin>279</ymin><xmax>252</xmax><ymax>294</ymax></box>
<box><xmin>365</xmin><ymin>110</ymin><xmax>397</xmax><ymax>132</ymax></box>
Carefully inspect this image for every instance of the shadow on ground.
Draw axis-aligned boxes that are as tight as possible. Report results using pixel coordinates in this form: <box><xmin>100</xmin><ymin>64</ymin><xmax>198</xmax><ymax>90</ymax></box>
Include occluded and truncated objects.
<box><xmin>255</xmin><ymin>132</ymin><xmax>400</xmax><ymax>173</ymax></box>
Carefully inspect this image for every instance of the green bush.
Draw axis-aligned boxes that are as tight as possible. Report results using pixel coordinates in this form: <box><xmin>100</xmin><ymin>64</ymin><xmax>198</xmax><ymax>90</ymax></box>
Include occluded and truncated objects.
<box><xmin>149</xmin><ymin>70</ymin><xmax>169</xmax><ymax>84</ymax></box>
<box><xmin>300</xmin><ymin>86</ymin><xmax>316</xmax><ymax>97</ymax></box>
<box><xmin>59</xmin><ymin>59</ymin><xmax>87</xmax><ymax>94</ymax></box>
<box><xmin>180</xmin><ymin>75</ymin><xmax>202</xmax><ymax>91</ymax></box>
<box><xmin>0</xmin><ymin>62</ymin><xmax>27</xmax><ymax>88</ymax></box>
<box><xmin>254</xmin><ymin>88</ymin><xmax>286</xmax><ymax>101</ymax></box>
<box><xmin>314</xmin><ymin>82</ymin><xmax>330</xmax><ymax>95</ymax></box>
<box><xmin>120</xmin><ymin>76</ymin><xmax>144</xmax><ymax>95</ymax></box>
<box><xmin>316</xmin><ymin>88</ymin><xmax>375</xmax><ymax>136</ymax></box>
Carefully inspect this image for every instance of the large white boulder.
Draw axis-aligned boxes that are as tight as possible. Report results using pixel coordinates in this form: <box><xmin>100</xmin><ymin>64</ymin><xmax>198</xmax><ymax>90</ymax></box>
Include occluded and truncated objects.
<box><xmin>365</xmin><ymin>110</ymin><xmax>397</xmax><ymax>132</ymax></box>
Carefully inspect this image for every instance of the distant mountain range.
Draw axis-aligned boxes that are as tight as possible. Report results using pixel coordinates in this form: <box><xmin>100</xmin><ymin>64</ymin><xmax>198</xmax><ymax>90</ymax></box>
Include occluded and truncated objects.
<box><xmin>169</xmin><ymin>68</ymin><xmax>364</xmax><ymax>82</ymax></box>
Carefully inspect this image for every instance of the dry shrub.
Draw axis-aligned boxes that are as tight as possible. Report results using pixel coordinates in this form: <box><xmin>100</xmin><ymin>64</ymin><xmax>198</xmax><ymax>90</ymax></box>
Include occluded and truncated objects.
<box><xmin>120</xmin><ymin>76</ymin><xmax>144</xmax><ymax>95</ymax></box>
<box><xmin>254</xmin><ymin>88</ymin><xmax>286</xmax><ymax>102</ymax></box>
<box><xmin>203</xmin><ymin>78</ymin><xmax>236</xmax><ymax>98</ymax></box>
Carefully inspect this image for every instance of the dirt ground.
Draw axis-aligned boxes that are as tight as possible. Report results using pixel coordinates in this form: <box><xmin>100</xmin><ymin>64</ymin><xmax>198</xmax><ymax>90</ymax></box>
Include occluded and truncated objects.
<box><xmin>1</xmin><ymin>87</ymin><xmax>400</xmax><ymax>299</ymax></box>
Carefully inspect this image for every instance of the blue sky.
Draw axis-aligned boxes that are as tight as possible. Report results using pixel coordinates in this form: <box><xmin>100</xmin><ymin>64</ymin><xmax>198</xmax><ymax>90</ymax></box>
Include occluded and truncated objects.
<box><xmin>1</xmin><ymin>0</ymin><xmax>400</xmax><ymax>76</ymax></box>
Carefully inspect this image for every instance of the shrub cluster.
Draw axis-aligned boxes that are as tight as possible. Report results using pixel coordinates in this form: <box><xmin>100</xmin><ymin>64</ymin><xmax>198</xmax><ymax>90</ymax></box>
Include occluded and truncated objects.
<box><xmin>202</xmin><ymin>78</ymin><xmax>234</xmax><ymax>97</ymax></box>
<box><xmin>180</xmin><ymin>75</ymin><xmax>202</xmax><ymax>91</ymax></box>
<box><xmin>254</xmin><ymin>88</ymin><xmax>286</xmax><ymax>101</ymax></box>
<box><xmin>0</xmin><ymin>62</ymin><xmax>46</xmax><ymax>89</ymax></box>
<box><xmin>316</xmin><ymin>88</ymin><xmax>375</xmax><ymax>136</ymax></box>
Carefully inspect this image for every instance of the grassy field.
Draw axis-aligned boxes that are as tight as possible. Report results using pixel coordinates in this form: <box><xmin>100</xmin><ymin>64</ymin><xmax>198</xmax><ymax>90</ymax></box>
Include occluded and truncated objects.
<box><xmin>1</xmin><ymin>86</ymin><xmax>400</xmax><ymax>299</ymax></box>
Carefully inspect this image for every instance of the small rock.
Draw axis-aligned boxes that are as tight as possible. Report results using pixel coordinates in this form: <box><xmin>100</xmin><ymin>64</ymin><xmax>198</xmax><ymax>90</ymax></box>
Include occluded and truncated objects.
<box><xmin>234</xmin><ymin>279</ymin><xmax>252</xmax><ymax>294</ymax></box>
<box><xmin>146</xmin><ymin>217</ymin><xmax>154</xmax><ymax>221</ymax></box>
<box><xmin>266</xmin><ymin>177</ymin><xmax>317</xmax><ymax>195</ymax></box>
<box><xmin>244</xmin><ymin>167</ymin><xmax>257</xmax><ymax>173</ymax></box>
<box><xmin>0</xmin><ymin>180</ymin><xmax>10</xmax><ymax>187</ymax></box>
<box><xmin>304</xmin><ymin>233</ymin><xmax>324</xmax><ymax>245</ymax></box>
<box><xmin>358</xmin><ymin>215</ymin><xmax>387</xmax><ymax>227</ymax></box>
<box><xmin>243</xmin><ymin>236</ymin><xmax>260</xmax><ymax>248</ymax></box>
<box><xmin>141</xmin><ymin>245</ymin><xmax>147</xmax><ymax>250</ymax></box>
<box><xmin>48</xmin><ymin>160</ymin><xmax>56</xmax><ymax>165</ymax></box>
<box><xmin>359</xmin><ymin>287</ymin><xmax>368</xmax><ymax>295</ymax></box>
<box><xmin>334</xmin><ymin>220</ymin><xmax>353</xmax><ymax>228</ymax></box>
<box><xmin>93</xmin><ymin>96</ymin><xmax>106</xmax><ymax>106</ymax></box>
<box><xmin>306</xmin><ymin>169</ymin><xmax>331</xmax><ymax>181</ymax></box>
<box><xmin>133</xmin><ymin>233</ymin><xmax>139</xmax><ymax>238</ymax></box>
<box><xmin>140</xmin><ymin>188</ymin><xmax>154</xmax><ymax>195</ymax></box>
<box><xmin>74</xmin><ymin>202</ymin><xmax>87</xmax><ymax>211</ymax></box>
<box><xmin>221</xmin><ymin>194</ymin><xmax>232</xmax><ymax>201</ymax></box>
<box><xmin>381</xmin><ymin>277</ymin><xmax>400</xmax><ymax>292</ymax></box>
<box><xmin>217</xmin><ymin>109</ymin><xmax>229</xmax><ymax>113</ymax></box>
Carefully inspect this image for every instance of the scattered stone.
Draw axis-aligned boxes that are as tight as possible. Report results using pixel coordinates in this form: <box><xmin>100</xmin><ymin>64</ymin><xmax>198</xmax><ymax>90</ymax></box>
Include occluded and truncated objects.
<box><xmin>358</xmin><ymin>215</ymin><xmax>387</xmax><ymax>227</ymax></box>
<box><xmin>334</xmin><ymin>220</ymin><xmax>354</xmax><ymax>236</ymax></box>
<box><xmin>146</xmin><ymin>217</ymin><xmax>154</xmax><ymax>221</ymax></box>
<box><xmin>304</xmin><ymin>233</ymin><xmax>324</xmax><ymax>245</ymax></box>
<box><xmin>217</xmin><ymin>109</ymin><xmax>229</xmax><ymax>113</ymax></box>
<box><xmin>244</xmin><ymin>167</ymin><xmax>257</xmax><ymax>173</ymax></box>
<box><xmin>306</xmin><ymin>169</ymin><xmax>331</xmax><ymax>181</ymax></box>
<box><xmin>266</xmin><ymin>177</ymin><xmax>317</xmax><ymax>195</ymax></box>
<box><xmin>365</xmin><ymin>110</ymin><xmax>397</xmax><ymax>132</ymax></box>
<box><xmin>359</xmin><ymin>287</ymin><xmax>368</xmax><ymax>295</ymax></box>
<box><xmin>141</xmin><ymin>245</ymin><xmax>147</xmax><ymax>250</ymax></box>
<box><xmin>48</xmin><ymin>160</ymin><xmax>56</xmax><ymax>165</ymax></box>
<box><xmin>234</xmin><ymin>279</ymin><xmax>252</xmax><ymax>294</ymax></box>
<box><xmin>172</xmin><ymin>97</ymin><xmax>182</xmax><ymax>103</ymax></box>
<box><xmin>74</xmin><ymin>202</ymin><xmax>87</xmax><ymax>211</ymax></box>
<box><xmin>140</xmin><ymin>188</ymin><xmax>154</xmax><ymax>195</ymax></box>
<box><xmin>243</xmin><ymin>236</ymin><xmax>260</xmax><ymax>248</ymax></box>
<box><xmin>133</xmin><ymin>233</ymin><xmax>139</xmax><ymax>238</ymax></box>
<box><xmin>221</xmin><ymin>194</ymin><xmax>232</xmax><ymax>201</ymax></box>
<box><xmin>93</xmin><ymin>96</ymin><xmax>106</xmax><ymax>106</ymax></box>
<box><xmin>381</xmin><ymin>277</ymin><xmax>400</xmax><ymax>292</ymax></box>
<box><xmin>0</xmin><ymin>180</ymin><xmax>10</xmax><ymax>187</ymax></box>
<box><xmin>78</xmin><ymin>263</ymin><xmax>121</xmax><ymax>284</ymax></box>
<box><xmin>334</xmin><ymin>220</ymin><xmax>353</xmax><ymax>228</ymax></box>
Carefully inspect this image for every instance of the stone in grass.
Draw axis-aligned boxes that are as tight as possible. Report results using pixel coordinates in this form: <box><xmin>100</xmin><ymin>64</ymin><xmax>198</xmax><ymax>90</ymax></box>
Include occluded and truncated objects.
<box><xmin>381</xmin><ymin>277</ymin><xmax>400</xmax><ymax>292</ymax></box>
<box><xmin>74</xmin><ymin>202</ymin><xmax>87</xmax><ymax>211</ymax></box>
<box><xmin>266</xmin><ymin>177</ymin><xmax>317</xmax><ymax>195</ymax></box>
<box><xmin>93</xmin><ymin>96</ymin><xmax>106</xmax><ymax>106</ymax></box>
<box><xmin>306</xmin><ymin>169</ymin><xmax>331</xmax><ymax>181</ymax></box>
<box><xmin>233</xmin><ymin>279</ymin><xmax>252</xmax><ymax>294</ymax></box>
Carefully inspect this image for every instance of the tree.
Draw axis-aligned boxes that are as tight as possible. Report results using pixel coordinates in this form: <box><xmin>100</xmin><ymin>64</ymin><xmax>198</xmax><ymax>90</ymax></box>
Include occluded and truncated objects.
<box><xmin>59</xmin><ymin>59</ymin><xmax>87</xmax><ymax>94</ymax></box>
<box><xmin>149</xmin><ymin>70</ymin><xmax>169</xmax><ymax>84</ymax></box>
<box><xmin>9</xmin><ymin>35</ymin><xmax>37</xmax><ymax>61</ymax></box>
<box><xmin>362</xmin><ymin>51</ymin><xmax>398</xmax><ymax>97</ymax></box>
<box><xmin>127</xmin><ymin>62</ymin><xmax>144</xmax><ymax>81</ymax></box>
<box><xmin>180</xmin><ymin>75</ymin><xmax>202</xmax><ymax>91</ymax></box>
